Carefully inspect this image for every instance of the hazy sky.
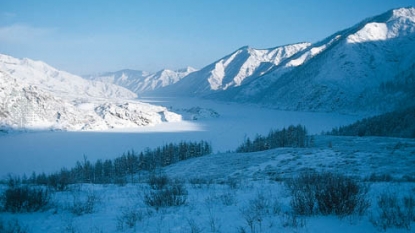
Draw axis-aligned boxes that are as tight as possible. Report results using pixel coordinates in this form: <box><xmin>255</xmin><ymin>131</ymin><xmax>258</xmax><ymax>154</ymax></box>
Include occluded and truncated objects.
<box><xmin>0</xmin><ymin>0</ymin><xmax>413</xmax><ymax>75</ymax></box>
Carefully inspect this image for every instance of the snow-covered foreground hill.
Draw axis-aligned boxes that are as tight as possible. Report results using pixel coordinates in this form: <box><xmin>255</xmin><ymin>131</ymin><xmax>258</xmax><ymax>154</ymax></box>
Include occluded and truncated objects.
<box><xmin>0</xmin><ymin>135</ymin><xmax>414</xmax><ymax>233</ymax></box>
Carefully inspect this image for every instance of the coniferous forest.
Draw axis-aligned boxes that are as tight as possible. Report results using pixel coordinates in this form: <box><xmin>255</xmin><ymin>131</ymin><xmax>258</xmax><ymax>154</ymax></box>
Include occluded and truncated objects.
<box><xmin>236</xmin><ymin>124</ymin><xmax>308</xmax><ymax>153</ymax></box>
<box><xmin>20</xmin><ymin>141</ymin><xmax>212</xmax><ymax>190</ymax></box>
<box><xmin>328</xmin><ymin>106</ymin><xmax>415</xmax><ymax>138</ymax></box>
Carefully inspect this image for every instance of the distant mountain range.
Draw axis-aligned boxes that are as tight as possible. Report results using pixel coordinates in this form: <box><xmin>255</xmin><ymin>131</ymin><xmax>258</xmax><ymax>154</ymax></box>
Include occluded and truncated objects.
<box><xmin>88</xmin><ymin>7</ymin><xmax>415</xmax><ymax>114</ymax></box>
<box><xmin>150</xmin><ymin>7</ymin><xmax>414</xmax><ymax>114</ymax></box>
<box><xmin>0</xmin><ymin>54</ymin><xmax>181</xmax><ymax>131</ymax></box>
<box><xmin>226</xmin><ymin>7</ymin><xmax>415</xmax><ymax>114</ymax></box>
<box><xmin>84</xmin><ymin>67</ymin><xmax>196</xmax><ymax>95</ymax></box>
<box><xmin>1</xmin><ymin>7</ymin><xmax>414</xmax><ymax>132</ymax></box>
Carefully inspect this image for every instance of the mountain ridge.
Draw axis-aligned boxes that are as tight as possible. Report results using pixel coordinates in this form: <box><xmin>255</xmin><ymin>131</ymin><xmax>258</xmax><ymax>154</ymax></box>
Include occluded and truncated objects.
<box><xmin>84</xmin><ymin>67</ymin><xmax>196</xmax><ymax>95</ymax></box>
<box><xmin>0</xmin><ymin>54</ymin><xmax>182</xmax><ymax>131</ymax></box>
<box><xmin>153</xmin><ymin>42</ymin><xmax>311</xmax><ymax>96</ymax></box>
<box><xmin>158</xmin><ymin>7</ymin><xmax>415</xmax><ymax>115</ymax></box>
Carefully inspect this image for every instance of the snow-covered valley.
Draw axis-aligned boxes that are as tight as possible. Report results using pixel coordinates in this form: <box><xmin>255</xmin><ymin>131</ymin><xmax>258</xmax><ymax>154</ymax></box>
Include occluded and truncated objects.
<box><xmin>1</xmin><ymin>6</ymin><xmax>415</xmax><ymax>233</ymax></box>
<box><xmin>1</xmin><ymin>97</ymin><xmax>413</xmax><ymax>233</ymax></box>
<box><xmin>0</xmin><ymin>97</ymin><xmax>360</xmax><ymax>177</ymax></box>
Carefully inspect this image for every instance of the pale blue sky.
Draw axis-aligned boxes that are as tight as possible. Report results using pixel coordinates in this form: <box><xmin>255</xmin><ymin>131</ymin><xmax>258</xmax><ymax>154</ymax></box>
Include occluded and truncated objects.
<box><xmin>0</xmin><ymin>0</ymin><xmax>413</xmax><ymax>75</ymax></box>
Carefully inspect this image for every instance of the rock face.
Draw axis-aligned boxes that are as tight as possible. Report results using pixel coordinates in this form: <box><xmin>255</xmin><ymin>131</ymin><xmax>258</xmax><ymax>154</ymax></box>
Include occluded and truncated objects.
<box><xmin>0</xmin><ymin>54</ymin><xmax>181</xmax><ymax>131</ymax></box>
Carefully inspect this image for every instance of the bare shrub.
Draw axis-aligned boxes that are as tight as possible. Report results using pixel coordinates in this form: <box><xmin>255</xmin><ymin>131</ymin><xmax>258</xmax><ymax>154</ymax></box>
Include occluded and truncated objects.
<box><xmin>207</xmin><ymin>212</ymin><xmax>221</xmax><ymax>233</ymax></box>
<box><xmin>0</xmin><ymin>219</ymin><xmax>28</xmax><ymax>233</ymax></box>
<box><xmin>285</xmin><ymin>172</ymin><xmax>318</xmax><ymax>215</ymax></box>
<box><xmin>2</xmin><ymin>185</ymin><xmax>51</xmax><ymax>213</ymax></box>
<box><xmin>69</xmin><ymin>191</ymin><xmax>99</xmax><ymax>216</ymax></box>
<box><xmin>204</xmin><ymin>190</ymin><xmax>237</xmax><ymax>207</ymax></box>
<box><xmin>280</xmin><ymin>212</ymin><xmax>307</xmax><ymax>228</ymax></box>
<box><xmin>315</xmin><ymin>173</ymin><xmax>370</xmax><ymax>216</ymax></box>
<box><xmin>148</xmin><ymin>174</ymin><xmax>169</xmax><ymax>190</ymax></box>
<box><xmin>144</xmin><ymin>175</ymin><xmax>188</xmax><ymax>209</ymax></box>
<box><xmin>240</xmin><ymin>192</ymin><xmax>276</xmax><ymax>233</ymax></box>
<box><xmin>366</xmin><ymin>173</ymin><xmax>393</xmax><ymax>182</ymax></box>
<box><xmin>371</xmin><ymin>192</ymin><xmax>415</xmax><ymax>230</ymax></box>
<box><xmin>402</xmin><ymin>175</ymin><xmax>415</xmax><ymax>182</ymax></box>
<box><xmin>64</xmin><ymin>219</ymin><xmax>79</xmax><ymax>233</ymax></box>
<box><xmin>225</xmin><ymin>177</ymin><xmax>241</xmax><ymax>190</ymax></box>
<box><xmin>189</xmin><ymin>177</ymin><xmax>213</xmax><ymax>189</ymax></box>
<box><xmin>116</xmin><ymin>208</ymin><xmax>148</xmax><ymax>231</ymax></box>
<box><xmin>187</xmin><ymin>218</ymin><xmax>204</xmax><ymax>233</ymax></box>
<box><xmin>219</xmin><ymin>191</ymin><xmax>236</xmax><ymax>206</ymax></box>
<box><xmin>286</xmin><ymin>172</ymin><xmax>370</xmax><ymax>216</ymax></box>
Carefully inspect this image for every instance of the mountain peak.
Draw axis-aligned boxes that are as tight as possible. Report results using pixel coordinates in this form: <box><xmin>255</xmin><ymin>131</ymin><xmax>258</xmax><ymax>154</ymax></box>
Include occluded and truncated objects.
<box><xmin>177</xmin><ymin>66</ymin><xmax>197</xmax><ymax>73</ymax></box>
<box><xmin>0</xmin><ymin>54</ymin><xmax>183</xmax><ymax>131</ymax></box>
<box><xmin>346</xmin><ymin>7</ymin><xmax>415</xmax><ymax>44</ymax></box>
<box><xmin>86</xmin><ymin>66</ymin><xmax>196</xmax><ymax>94</ymax></box>
<box><xmin>238</xmin><ymin>45</ymin><xmax>250</xmax><ymax>50</ymax></box>
<box><xmin>391</xmin><ymin>7</ymin><xmax>415</xmax><ymax>19</ymax></box>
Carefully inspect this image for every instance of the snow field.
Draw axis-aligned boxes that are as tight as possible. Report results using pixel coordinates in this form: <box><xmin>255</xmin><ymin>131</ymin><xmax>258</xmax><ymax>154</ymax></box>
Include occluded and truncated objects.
<box><xmin>1</xmin><ymin>177</ymin><xmax>414</xmax><ymax>232</ymax></box>
<box><xmin>1</xmin><ymin>134</ymin><xmax>415</xmax><ymax>232</ymax></box>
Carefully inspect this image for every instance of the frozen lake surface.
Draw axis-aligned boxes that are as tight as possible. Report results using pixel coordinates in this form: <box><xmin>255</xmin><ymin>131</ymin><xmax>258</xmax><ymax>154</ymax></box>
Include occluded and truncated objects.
<box><xmin>0</xmin><ymin>97</ymin><xmax>361</xmax><ymax>177</ymax></box>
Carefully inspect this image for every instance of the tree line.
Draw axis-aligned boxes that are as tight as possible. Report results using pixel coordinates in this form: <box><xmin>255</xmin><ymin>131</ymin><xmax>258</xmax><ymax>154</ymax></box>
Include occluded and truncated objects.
<box><xmin>327</xmin><ymin>106</ymin><xmax>415</xmax><ymax>138</ymax></box>
<box><xmin>16</xmin><ymin>141</ymin><xmax>212</xmax><ymax>190</ymax></box>
<box><xmin>236</xmin><ymin>124</ymin><xmax>309</xmax><ymax>153</ymax></box>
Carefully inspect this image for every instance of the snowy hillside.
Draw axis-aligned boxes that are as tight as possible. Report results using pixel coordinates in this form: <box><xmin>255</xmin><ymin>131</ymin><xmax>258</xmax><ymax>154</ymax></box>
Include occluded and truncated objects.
<box><xmin>0</xmin><ymin>54</ymin><xmax>182</xmax><ymax>131</ymax></box>
<box><xmin>0</xmin><ymin>54</ymin><xmax>136</xmax><ymax>99</ymax></box>
<box><xmin>146</xmin><ymin>7</ymin><xmax>415</xmax><ymax>115</ymax></box>
<box><xmin>85</xmin><ymin>67</ymin><xmax>196</xmax><ymax>94</ymax></box>
<box><xmin>215</xmin><ymin>7</ymin><xmax>415</xmax><ymax>114</ymax></box>
<box><xmin>155</xmin><ymin>43</ymin><xmax>311</xmax><ymax>95</ymax></box>
<box><xmin>1</xmin><ymin>135</ymin><xmax>415</xmax><ymax>232</ymax></box>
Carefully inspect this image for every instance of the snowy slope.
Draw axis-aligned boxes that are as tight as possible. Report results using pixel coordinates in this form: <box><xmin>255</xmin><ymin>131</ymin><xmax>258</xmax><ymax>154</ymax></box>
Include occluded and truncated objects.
<box><xmin>0</xmin><ymin>55</ymin><xmax>182</xmax><ymax>131</ymax></box>
<box><xmin>221</xmin><ymin>7</ymin><xmax>415</xmax><ymax>114</ymax></box>
<box><xmin>85</xmin><ymin>67</ymin><xmax>196</xmax><ymax>94</ymax></box>
<box><xmin>155</xmin><ymin>43</ymin><xmax>311</xmax><ymax>96</ymax></box>
<box><xmin>0</xmin><ymin>54</ymin><xmax>137</xmax><ymax>99</ymax></box>
<box><xmin>84</xmin><ymin>69</ymin><xmax>150</xmax><ymax>93</ymax></box>
<box><xmin>145</xmin><ymin>7</ymin><xmax>415</xmax><ymax>115</ymax></box>
<box><xmin>1</xmin><ymin>135</ymin><xmax>415</xmax><ymax>232</ymax></box>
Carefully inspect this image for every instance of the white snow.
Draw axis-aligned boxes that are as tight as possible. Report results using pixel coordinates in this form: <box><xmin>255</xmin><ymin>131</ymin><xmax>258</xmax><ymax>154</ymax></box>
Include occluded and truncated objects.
<box><xmin>85</xmin><ymin>67</ymin><xmax>196</xmax><ymax>94</ymax></box>
<box><xmin>0</xmin><ymin>134</ymin><xmax>414</xmax><ymax>233</ymax></box>
<box><xmin>1</xmin><ymin>7</ymin><xmax>415</xmax><ymax>233</ymax></box>
<box><xmin>286</xmin><ymin>35</ymin><xmax>341</xmax><ymax>67</ymax></box>
<box><xmin>347</xmin><ymin>8</ymin><xmax>415</xmax><ymax>44</ymax></box>
<box><xmin>0</xmin><ymin>54</ymin><xmax>136</xmax><ymax>99</ymax></box>
<box><xmin>347</xmin><ymin>23</ymin><xmax>388</xmax><ymax>43</ymax></box>
<box><xmin>231</xmin><ymin>7</ymin><xmax>415</xmax><ymax>114</ymax></box>
<box><xmin>164</xmin><ymin>43</ymin><xmax>311</xmax><ymax>95</ymax></box>
<box><xmin>0</xmin><ymin>54</ymin><xmax>183</xmax><ymax>131</ymax></box>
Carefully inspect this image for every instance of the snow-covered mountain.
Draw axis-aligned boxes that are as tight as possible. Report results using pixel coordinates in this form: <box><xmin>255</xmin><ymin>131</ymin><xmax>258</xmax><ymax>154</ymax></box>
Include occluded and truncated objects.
<box><xmin>84</xmin><ymin>69</ymin><xmax>150</xmax><ymax>93</ymax></box>
<box><xmin>0</xmin><ymin>54</ymin><xmax>181</xmax><ymax>131</ymax></box>
<box><xmin>85</xmin><ymin>67</ymin><xmax>196</xmax><ymax>94</ymax></box>
<box><xmin>0</xmin><ymin>54</ymin><xmax>137</xmax><ymax>100</ymax></box>
<box><xmin>153</xmin><ymin>7</ymin><xmax>415</xmax><ymax>114</ymax></box>
<box><xmin>227</xmin><ymin>7</ymin><xmax>415</xmax><ymax>114</ymax></box>
<box><xmin>155</xmin><ymin>43</ymin><xmax>311</xmax><ymax>96</ymax></box>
